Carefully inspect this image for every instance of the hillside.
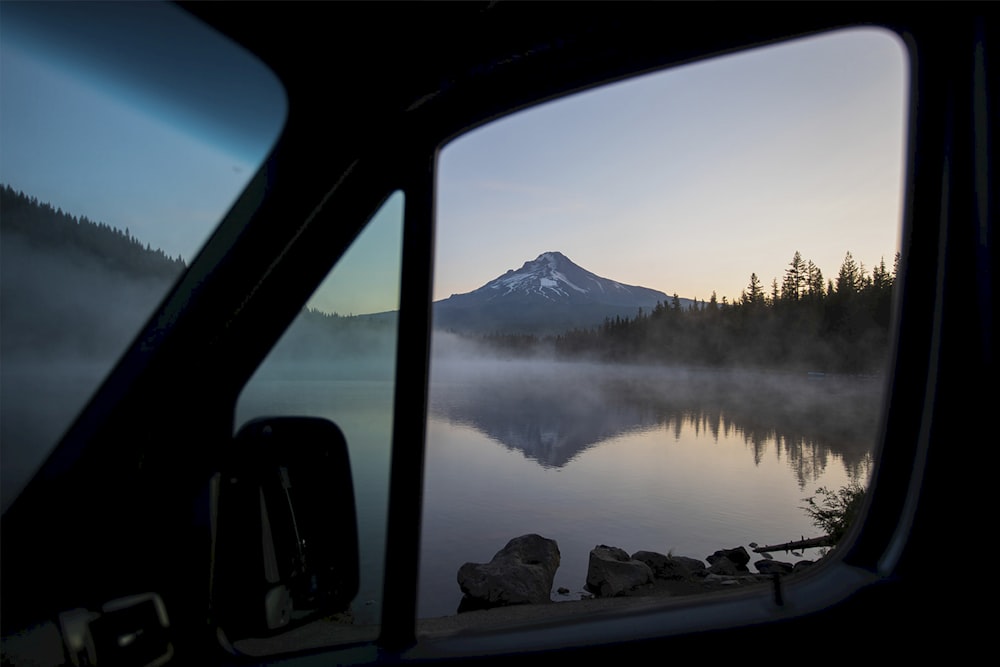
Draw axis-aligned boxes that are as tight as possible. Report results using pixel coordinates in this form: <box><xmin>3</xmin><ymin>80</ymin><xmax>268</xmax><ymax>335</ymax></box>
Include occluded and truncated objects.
<box><xmin>0</xmin><ymin>185</ymin><xmax>187</xmax><ymax>358</ymax></box>
<box><xmin>433</xmin><ymin>251</ymin><xmax>688</xmax><ymax>334</ymax></box>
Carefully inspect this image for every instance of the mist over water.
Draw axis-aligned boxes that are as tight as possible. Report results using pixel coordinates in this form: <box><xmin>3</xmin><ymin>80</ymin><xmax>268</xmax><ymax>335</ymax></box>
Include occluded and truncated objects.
<box><xmin>0</xmin><ymin>232</ymin><xmax>179</xmax><ymax>510</ymax></box>
<box><xmin>430</xmin><ymin>336</ymin><xmax>879</xmax><ymax>475</ymax></box>
<box><xmin>2</xmin><ymin>218</ymin><xmax>884</xmax><ymax>623</ymax></box>
<box><xmin>419</xmin><ymin>337</ymin><xmax>879</xmax><ymax>617</ymax></box>
<box><xmin>237</xmin><ymin>327</ymin><xmax>882</xmax><ymax>622</ymax></box>
<box><xmin>236</xmin><ymin>312</ymin><xmax>403</xmax><ymax>628</ymax></box>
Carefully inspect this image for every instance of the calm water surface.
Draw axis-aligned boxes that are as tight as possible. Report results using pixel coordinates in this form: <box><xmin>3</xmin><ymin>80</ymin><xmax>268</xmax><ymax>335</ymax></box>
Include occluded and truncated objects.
<box><xmin>238</xmin><ymin>359</ymin><xmax>880</xmax><ymax>624</ymax></box>
<box><xmin>419</xmin><ymin>360</ymin><xmax>877</xmax><ymax>618</ymax></box>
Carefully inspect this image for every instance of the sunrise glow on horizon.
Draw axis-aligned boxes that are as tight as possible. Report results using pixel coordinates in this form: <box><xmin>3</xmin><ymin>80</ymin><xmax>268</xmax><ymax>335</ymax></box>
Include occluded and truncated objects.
<box><xmin>2</xmin><ymin>5</ymin><xmax>907</xmax><ymax>314</ymax></box>
<box><xmin>434</xmin><ymin>27</ymin><xmax>908</xmax><ymax>308</ymax></box>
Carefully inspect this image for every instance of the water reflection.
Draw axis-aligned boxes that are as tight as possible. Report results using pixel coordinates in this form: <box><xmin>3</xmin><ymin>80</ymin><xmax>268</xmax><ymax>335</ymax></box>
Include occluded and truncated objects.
<box><xmin>419</xmin><ymin>359</ymin><xmax>880</xmax><ymax>619</ymax></box>
<box><xmin>429</xmin><ymin>360</ymin><xmax>879</xmax><ymax>488</ymax></box>
<box><xmin>238</xmin><ymin>359</ymin><xmax>883</xmax><ymax>622</ymax></box>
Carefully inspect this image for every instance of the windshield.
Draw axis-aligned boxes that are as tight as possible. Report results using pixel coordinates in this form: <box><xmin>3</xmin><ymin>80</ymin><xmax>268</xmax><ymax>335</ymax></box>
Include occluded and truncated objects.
<box><xmin>0</xmin><ymin>1</ymin><xmax>287</xmax><ymax>511</ymax></box>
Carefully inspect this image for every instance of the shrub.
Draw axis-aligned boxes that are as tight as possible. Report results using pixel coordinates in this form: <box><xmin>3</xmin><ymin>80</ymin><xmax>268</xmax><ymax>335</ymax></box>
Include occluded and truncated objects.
<box><xmin>801</xmin><ymin>481</ymin><xmax>867</xmax><ymax>542</ymax></box>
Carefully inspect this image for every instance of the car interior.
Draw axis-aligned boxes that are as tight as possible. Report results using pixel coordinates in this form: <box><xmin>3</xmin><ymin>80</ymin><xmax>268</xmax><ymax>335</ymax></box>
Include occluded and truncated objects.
<box><xmin>0</xmin><ymin>2</ymin><xmax>992</xmax><ymax>665</ymax></box>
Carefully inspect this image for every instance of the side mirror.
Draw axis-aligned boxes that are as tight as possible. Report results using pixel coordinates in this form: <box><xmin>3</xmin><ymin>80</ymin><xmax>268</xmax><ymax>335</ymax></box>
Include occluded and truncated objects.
<box><xmin>212</xmin><ymin>417</ymin><xmax>359</xmax><ymax>640</ymax></box>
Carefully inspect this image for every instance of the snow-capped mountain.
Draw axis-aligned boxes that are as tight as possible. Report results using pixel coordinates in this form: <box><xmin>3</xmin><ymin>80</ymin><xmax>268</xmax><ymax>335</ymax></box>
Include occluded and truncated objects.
<box><xmin>433</xmin><ymin>251</ymin><xmax>681</xmax><ymax>334</ymax></box>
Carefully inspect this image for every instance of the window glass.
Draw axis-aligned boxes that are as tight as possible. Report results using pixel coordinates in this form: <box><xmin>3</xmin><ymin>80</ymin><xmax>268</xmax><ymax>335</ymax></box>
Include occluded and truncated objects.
<box><xmin>0</xmin><ymin>1</ymin><xmax>286</xmax><ymax>511</ymax></box>
<box><xmin>420</xmin><ymin>27</ymin><xmax>906</xmax><ymax>629</ymax></box>
<box><xmin>234</xmin><ymin>192</ymin><xmax>404</xmax><ymax>651</ymax></box>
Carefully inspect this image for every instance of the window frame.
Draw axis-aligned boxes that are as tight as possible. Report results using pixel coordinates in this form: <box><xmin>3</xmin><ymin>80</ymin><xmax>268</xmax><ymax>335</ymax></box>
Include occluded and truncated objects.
<box><xmin>1</xmin><ymin>4</ymin><xmax>990</xmax><ymax>663</ymax></box>
<box><xmin>386</xmin><ymin>27</ymin><xmax>922</xmax><ymax>659</ymax></box>
<box><xmin>369</xmin><ymin>15</ymin><xmax>980</xmax><ymax>660</ymax></box>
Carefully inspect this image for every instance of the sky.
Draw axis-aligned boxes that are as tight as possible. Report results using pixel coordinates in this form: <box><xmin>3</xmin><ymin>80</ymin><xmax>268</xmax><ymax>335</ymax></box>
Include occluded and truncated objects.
<box><xmin>0</xmin><ymin>1</ymin><xmax>286</xmax><ymax>262</ymax></box>
<box><xmin>1</xmin><ymin>3</ymin><xmax>907</xmax><ymax>315</ymax></box>
<box><xmin>435</xmin><ymin>27</ymin><xmax>908</xmax><ymax>305</ymax></box>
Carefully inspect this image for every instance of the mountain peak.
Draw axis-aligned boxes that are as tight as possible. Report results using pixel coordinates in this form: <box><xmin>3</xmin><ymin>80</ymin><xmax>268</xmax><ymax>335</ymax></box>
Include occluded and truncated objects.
<box><xmin>535</xmin><ymin>250</ymin><xmax>569</xmax><ymax>263</ymax></box>
<box><xmin>516</xmin><ymin>251</ymin><xmax>572</xmax><ymax>273</ymax></box>
<box><xmin>434</xmin><ymin>251</ymin><xmax>677</xmax><ymax>334</ymax></box>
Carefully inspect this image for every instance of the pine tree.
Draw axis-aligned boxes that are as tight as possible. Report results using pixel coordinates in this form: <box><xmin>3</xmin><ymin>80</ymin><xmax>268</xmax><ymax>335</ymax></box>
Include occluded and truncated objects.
<box><xmin>836</xmin><ymin>252</ymin><xmax>861</xmax><ymax>295</ymax></box>
<box><xmin>872</xmin><ymin>256</ymin><xmax>892</xmax><ymax>291</ymax></box>
<box><xmin>782</xmin><ymin>251</ymin><xmax>807</xmax><ymax>301</ymax></box>
<box><xmin>744</xmin><ymin>273</ymin><xmax>764</xmax><ymax>306</ymax></box>
<box><xmin>806</xmin><ymin>260</ymin><xmax>825</xmax><ymax>299</ymax></box>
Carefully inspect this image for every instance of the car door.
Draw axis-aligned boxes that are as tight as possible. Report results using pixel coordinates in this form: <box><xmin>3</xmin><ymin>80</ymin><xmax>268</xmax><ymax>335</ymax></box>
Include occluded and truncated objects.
<box><xmin>2</xmin><ymin>3</ymin><xmax>993</xmax><ymax>665</ymax></box>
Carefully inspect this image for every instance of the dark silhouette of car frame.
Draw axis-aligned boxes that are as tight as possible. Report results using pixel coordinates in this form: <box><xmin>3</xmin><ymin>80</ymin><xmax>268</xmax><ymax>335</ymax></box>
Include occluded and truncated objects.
<box><xmin>2</xmin><ymin>2</ymin><xmax>993</xmax><ymax>664</ymax></box>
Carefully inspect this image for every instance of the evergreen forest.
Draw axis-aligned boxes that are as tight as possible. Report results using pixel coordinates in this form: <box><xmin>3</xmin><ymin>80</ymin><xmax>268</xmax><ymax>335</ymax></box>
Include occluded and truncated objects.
<box><xmin>1</xmin><ymin>185</ymin><xmax>187</xmax><ymax>279</ymax></box>
<box><xmin>476</xmin><ymin>250</ymin><xmax>898</xmax><ymax>375</ymax></box>
<box><xmin>2</xmin><ymin>184</ymin><xmax>897</xmax><ymax>375</ymax></box>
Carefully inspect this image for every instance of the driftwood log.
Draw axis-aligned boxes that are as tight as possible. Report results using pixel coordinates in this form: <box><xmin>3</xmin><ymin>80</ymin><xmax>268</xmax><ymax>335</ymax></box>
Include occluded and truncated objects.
<box><xmin>753</xmin><ymin>535</ymin><xmax>834</xmax><ymax>553</ymax></box>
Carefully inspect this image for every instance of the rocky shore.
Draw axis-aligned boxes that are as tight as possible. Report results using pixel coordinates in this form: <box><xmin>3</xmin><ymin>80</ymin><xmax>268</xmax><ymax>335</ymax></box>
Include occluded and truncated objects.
<box><xmin>234</xmin><ymin>533</ymin><xmax>822</xmax><ymax>654</ymax></box>
<box><xmin>456</xmin><ymin>534</ymin><xmax>817</xmax><ymax>612</ymax></box>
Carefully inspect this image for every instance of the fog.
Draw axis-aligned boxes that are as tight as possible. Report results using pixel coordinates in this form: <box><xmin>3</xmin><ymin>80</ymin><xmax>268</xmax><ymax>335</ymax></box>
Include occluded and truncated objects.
<box><xmin>1</xmin><ymin>232</ymin><xmax>178</xmax><ymax>510</ymax></box>
<box><xmin>236</xmin><ymin>327</ymin><xmax>882</xmax><ymax>623</ymax></box>
<box><xmin>2</xmin><ymin>233</ymin><xmax>884</xmax><ymax>514</ymax></box>
<box><xmin>418</xmin><ymin>331</ymin><xmax>883</xmax><ymax>618</ymax></box>
<box><xmin>242</xmin><ymin>310</ymin><xmax>399</xmax><ymax>385</ymax></box>
<box><xmin>242</xmin><ymin>324</ymin><xmax>881</xmax><ymax>486</ymax></box>
<box><xmin>430</xmin><ymin>330</ymin><xmax>881</xmax><ymax>480</ymax></box>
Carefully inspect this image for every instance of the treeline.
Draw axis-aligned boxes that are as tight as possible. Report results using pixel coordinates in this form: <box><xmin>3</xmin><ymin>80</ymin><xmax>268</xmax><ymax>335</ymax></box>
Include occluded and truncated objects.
<box><xmin>479</xmin><ymin>250</ymin><xmax>898</xmax><ymax>374</ymax></box>
<box><xmin>1</xmin><ymin>185</ymin><xmax>189</xmax><ymax>358</ymax></box>
<box><xmin>0</xmin><ymin>184</ymin><xmax>186</xmax><ymax>279</ymax></box>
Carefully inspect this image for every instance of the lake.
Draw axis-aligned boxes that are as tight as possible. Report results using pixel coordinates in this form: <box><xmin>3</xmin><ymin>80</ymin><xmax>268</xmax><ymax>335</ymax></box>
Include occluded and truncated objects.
<box><xmin>237</xmin><ymin>357</ymin><xmax>881</xmax><ymax>626</ymax></box>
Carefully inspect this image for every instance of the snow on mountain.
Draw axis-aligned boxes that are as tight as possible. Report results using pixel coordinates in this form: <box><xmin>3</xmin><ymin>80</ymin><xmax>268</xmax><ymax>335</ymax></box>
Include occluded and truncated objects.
<box><xmin>434</xmin><ymin>251</ymin><xmax>684</xmax><ymax>334</ymax></box>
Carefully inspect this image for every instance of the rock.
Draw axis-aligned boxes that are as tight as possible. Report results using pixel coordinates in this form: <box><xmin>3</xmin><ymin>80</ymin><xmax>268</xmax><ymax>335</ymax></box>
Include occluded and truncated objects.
<box><xmin>707</xmin><ymin>557</ymin><xmax>745</xmax><ymax>576</ymax></box>
<box><xmin>754</xmin><ymin>559</ymin><xmax>794</xmax><ymax>575</ymax></box>
<box><xmin>706</xmin><ymin>547</ymin><xmax>751</xmax><ymax>568</ymax></box>
<box><xmin>672</xmin><ymin>556</ymin><xmax>709</xmax><ymax>577</ymax></box>
<box><xmin>706</xmin><ymin>547</ymin><xmax>751</xmax><ymax>574</ymax></box>
<box><xmin>457</xmin><ymin>534</ymin><xmax>560</xmax><ymax>611</ymax></box>
<box><xmin>793</xmin><ymin>560</ymin><xmax>816</xmax><ymax>572</ymax></box>
<box><xmin>631</xmin><ymin>550</ymin><xmax>669</xmax><ymax>577</ymax></box>
<box><xmin>632</xmin><ymin>550</ymin><xmax>706</xmax><ymax>580</ymax></box>
<box><xmin>586</xmin><ymin>545</ymin><xmax>653</xmax><ymax>597</ymax></box>
<box><xmin>671</xmin><ymin>556</ymin><xmax>708</xmax><ymax>577</ymax></box>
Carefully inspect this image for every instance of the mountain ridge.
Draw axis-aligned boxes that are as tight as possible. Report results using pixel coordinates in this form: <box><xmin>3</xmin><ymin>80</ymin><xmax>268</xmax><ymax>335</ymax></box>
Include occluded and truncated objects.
<box><xmin>433</xmin><ymin>251</ymin><xmax>687</xmax><ymax>334</ymax></box>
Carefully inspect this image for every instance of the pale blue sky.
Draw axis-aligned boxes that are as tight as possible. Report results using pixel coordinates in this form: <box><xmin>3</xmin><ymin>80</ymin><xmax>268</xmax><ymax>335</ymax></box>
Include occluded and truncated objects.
<box><xmin>2</xmin><ymin>3</ymin><xmax>907</xmax><ymax>316</ymax></box>
<box><xmin>436</xmin><ymin>27</ymin><xmax>908</xmax><ymax>305</ymax></box>
<box><xmin>1</xmin><ymin>1</ymin><xmax>284</xmax><ymax>263</ymax></box>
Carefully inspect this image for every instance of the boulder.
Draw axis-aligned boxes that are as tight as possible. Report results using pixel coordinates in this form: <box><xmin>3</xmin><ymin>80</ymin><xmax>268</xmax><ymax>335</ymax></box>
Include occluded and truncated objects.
<box><xmin>632</xmin><ymin>550</ymin><xmax>706</xmax><ymax>580</ymax></box>
<box><xmin>707</xmin><ymin>547</ymin><xmax>751</xmax><ymax>567</ymax></box>
<box><xmin>707</xmin><ymin>557</ymin><xmax>744</xmax><ymax>576</ymax></box>
<box><xmin>754</xmin><ymin>559</ymin><xmax>794</xmax><ymax>575</ymax></box>
<box><xmin>706</xmin><ymin>547</ymin><xmax>751</xmax><ymax>574</ymax></box>
<box><xmin>586</xmin><ymin>545</ymin><xmax>653</xmax><ymax>597</ymax></box>
<box><xmin>457</xmin><ymin>534</ymin><xmax>560</xmax><ymax>611</ymax></box>
<box><xmin>672</xmin><ymin>555</ymin><xmax>709</xmax><ymax>577</ymax></box>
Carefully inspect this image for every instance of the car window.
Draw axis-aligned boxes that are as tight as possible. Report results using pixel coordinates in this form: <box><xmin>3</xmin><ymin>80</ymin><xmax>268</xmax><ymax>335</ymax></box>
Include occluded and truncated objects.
<box><xmin>420</xmin><ymin>26</ymin><xmax>906</xmax><ymax>631</ymax></box>
<box><xmin>233</xmin><ymin>192</ymin><xmax>404</xmax><ymax>652</ymax></box>
<box><xmin>0</xmin><ymin>2</ymin><xmax>286</xmax><ymax>511</ymax></box>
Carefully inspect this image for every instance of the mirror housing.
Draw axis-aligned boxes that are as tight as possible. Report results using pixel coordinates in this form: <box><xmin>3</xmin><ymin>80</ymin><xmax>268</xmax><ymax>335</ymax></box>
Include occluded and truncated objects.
<box><xmin>212</xmin><ymin>417</ymin><xmax>359</xmax><ymax>640</ymax></box>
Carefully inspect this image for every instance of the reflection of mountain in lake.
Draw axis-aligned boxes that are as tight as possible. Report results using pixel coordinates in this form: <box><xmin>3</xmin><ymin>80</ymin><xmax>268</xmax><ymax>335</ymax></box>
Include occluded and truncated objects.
<box><xmin>428</xmin><ymin>360</ymin><xmax>880</xmax><ymax>485</ymax></box>
<box><xmin>431</xmin><ymin>374</ymin><xmax>659</xmax><ymax>468</ymax></box>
